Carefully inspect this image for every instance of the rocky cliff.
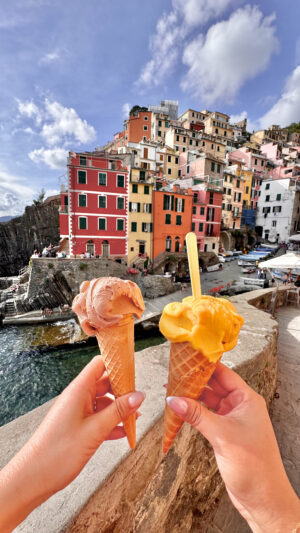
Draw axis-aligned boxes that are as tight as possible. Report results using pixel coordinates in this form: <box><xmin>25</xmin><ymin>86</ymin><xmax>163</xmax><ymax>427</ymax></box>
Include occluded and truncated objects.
<box><xmin>0</xmin><ymin>198</ymin><xmax>60</xmax><ymax>277</ymax></box>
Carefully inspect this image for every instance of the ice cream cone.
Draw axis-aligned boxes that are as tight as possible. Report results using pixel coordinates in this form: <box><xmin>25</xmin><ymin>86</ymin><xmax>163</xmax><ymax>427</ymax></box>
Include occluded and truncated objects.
<box><xmin>96</xmin><ymin>314</ymin><xmax>136</xmax><ymax>449</ymax></box>
<box><xmin>163</xmin><ymin>341</ymin><xmax>221</xmax><ymax>454</ymax></box>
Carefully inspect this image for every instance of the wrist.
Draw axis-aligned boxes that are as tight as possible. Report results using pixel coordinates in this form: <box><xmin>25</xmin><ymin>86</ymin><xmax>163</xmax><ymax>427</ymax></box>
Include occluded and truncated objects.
<box><xmin>248</xmin><ymin>494</ymin><xmax>300</xmax><ymax>533</ymax></box>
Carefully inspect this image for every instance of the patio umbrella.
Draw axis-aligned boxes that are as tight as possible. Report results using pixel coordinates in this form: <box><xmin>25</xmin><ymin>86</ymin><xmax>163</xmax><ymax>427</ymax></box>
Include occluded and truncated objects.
<box><xmin>258</xmin><ymin>252</ymin><xmax>300</xmax><ymax>270</ymax></box>
<box><xmin>288</xmin><ymin>234</ymin><xmax>300</xmax><ymax>242</ymax></box>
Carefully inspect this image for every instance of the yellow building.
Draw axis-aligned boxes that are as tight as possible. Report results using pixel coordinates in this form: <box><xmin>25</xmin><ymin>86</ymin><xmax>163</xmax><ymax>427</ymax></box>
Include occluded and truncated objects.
<box><xmin>157</xmin><ymin>146</ymin><xmax>179</xmax><ymax>179</ymax></box>
<box><xmin>222</xmin><ymin>166</ymin><xmax>245</xmax><ymax>230</ymax></box>
<box><xmin>204</xmin><ymin>111</ymin><xmax>234</xmax><ymax>140</ymax></box>
<box><xmin>128</xmin><ymin>168</ymin><xmax>154</xmax><ymax>266</ymax></box>
<box><xmin>238</xmin><ymin>168</ymin><xmax>253</xmax><ymax>208</ymax></box>
<box><xmin>151</xmin><ymin>112</ymin><xmax>170</xmax><ymax>142</ymax></box>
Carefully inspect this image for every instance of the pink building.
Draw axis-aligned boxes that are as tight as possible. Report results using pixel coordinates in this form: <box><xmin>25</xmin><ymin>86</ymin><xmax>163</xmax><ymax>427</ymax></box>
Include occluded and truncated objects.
<box><xmin>59</xmin><ymin>151</ymin><xmax>129</xmax><ymax>258</ymax></box>
<box><xmin>229</xmin><ymin>148</ymin><xmax>267</xmax><ymax>174</ymax></box>
<box><xmin>192</xmin><ymin>187</ymin><xmax>222</xmax><ymax>252</ymax></box>
<box><xmin>267</xmin><ymin>164</ymin><xmax>300</xmax><ymax>180</ymax></box>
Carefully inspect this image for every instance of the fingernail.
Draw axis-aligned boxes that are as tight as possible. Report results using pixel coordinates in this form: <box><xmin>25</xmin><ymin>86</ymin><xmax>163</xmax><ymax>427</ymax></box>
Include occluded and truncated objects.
<box><xmin>128</xmin><ymin>391</ymin><xmax>146</xmax><ymax>408</ymax></box>
<box><xmin>166</xmin><ymin>397</ymin><xmax>188</xmax><ymax>415</ymax></box>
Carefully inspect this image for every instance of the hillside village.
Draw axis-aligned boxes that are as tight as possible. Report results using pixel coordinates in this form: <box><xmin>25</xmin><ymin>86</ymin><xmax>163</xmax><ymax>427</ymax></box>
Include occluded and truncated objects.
<box><xmin>57</xmin><ymin>100</ymin><xmax>300</xmax><ymax>266</ymax></box>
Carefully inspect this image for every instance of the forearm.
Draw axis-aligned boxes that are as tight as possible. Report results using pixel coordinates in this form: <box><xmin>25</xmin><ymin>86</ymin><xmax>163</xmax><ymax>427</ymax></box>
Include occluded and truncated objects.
<box><xmin>0</xmin><ymin>444</ymin><xmax>48</xmax><ymax>532</ymax></box>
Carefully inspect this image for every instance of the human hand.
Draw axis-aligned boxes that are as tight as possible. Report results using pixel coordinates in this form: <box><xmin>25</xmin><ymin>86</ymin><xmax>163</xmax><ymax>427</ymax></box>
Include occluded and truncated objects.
<box><xmin>167</xmin><ymin>363</ymin><xmax>300</xmax><ymax>533</ymax></box>
<box><xmin>0</xmin><ymin>356</ymin><xmax>145</xmax><ymax>532</ymax></box>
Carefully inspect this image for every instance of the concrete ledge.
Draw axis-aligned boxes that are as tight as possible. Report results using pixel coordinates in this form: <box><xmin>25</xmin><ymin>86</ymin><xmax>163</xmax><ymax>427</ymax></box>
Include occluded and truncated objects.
<box><xmin>0</xmin><ymin>288</ymin><xmax>287</xmax><ymax>532</ymax></box>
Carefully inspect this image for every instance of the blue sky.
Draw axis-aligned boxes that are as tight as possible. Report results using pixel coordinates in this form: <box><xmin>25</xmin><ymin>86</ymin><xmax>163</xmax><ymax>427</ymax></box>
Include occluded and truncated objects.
<box><xmin>0</xmin><ymin>0</ymin><xmax>299</xmax><ymax>216</ymax></box>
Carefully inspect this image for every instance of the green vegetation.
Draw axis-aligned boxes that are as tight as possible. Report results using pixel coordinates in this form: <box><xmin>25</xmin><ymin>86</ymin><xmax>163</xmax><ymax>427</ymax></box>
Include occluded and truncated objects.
<box><xmin>79</xmin><ymin>262</ymin><xmax>88</xmax><ymax>271</ymax></box>
<box><xmin>129</xmin><ymin>105</ymin><xmax>148</xmax><ymax>116</ymax></box>
<box><xmin>47</xmin><ymin>263</ymin><xmax>54</xmax><ymax>269</ymax></box>
<box><xmin>33</xmin><ymin>189</ymin><xmax>46</xmax><ymax>206</ymax></box>
<box><xmin>285</xmin><ymin>122</ymin><xmax>300</xmax><ymax>133</ymax></box>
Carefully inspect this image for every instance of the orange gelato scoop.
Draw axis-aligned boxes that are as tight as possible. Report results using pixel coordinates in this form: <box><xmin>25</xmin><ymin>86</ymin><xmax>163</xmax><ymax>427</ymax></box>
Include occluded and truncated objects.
<box><xmin>72</xmin><ymin>277</ymin><xmax>145</xmax><ymax>335</ymax></box>
<box><xmin>159</xmin><ymin>295</ymin><xmax>244</xmax><ymax>363</ymax></box>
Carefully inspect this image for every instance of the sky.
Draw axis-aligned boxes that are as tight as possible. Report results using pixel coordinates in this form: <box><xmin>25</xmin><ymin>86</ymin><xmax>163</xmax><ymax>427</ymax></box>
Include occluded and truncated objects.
<box><xmin>0</xmin><ymin>0</ymin><xmax>300</xmax><ymax>217</ymax></box>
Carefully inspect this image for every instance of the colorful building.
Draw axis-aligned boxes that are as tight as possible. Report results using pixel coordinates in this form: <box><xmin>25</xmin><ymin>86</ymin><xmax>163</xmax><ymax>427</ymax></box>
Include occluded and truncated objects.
<box><xmin>222</xmin><ymin>167</ymin><xmax>244</xmax><ymax>230</ymax></box>
<box><xmin>59</xmin><ymin>151</ymin><xmax>129</xmax><ymax>258</ymax></box>
<box><xmin>128</xmin><ymin>175</ymin><xmax>154</xmax><ymax>266</ymax></box>
<box><xmin>123</xmin><ymin>110</ymin><xmax>152</xmax><ymax>144</ymax></box>
<box><xmin>152</xmin><ymin>185</ymin><xmax>193</xmax><ymax>259</ymax></box>
<box><xmin>192</xmin><ymin>186</ymin><xmax>222</xmax><ymax>252</ymax></box>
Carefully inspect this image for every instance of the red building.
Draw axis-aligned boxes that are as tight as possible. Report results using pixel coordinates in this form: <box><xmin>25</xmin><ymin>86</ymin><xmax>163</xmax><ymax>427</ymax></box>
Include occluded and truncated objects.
<box><xmin>59</xmin><ymin>151</ymin><xmax>129</xmax><ymax>258</ymax></box>
<box><xmin>152</xmin><ymin>184</ymin><xmax>193</xmax><ymax>259</ymax></box>
<box><xmin>192</xmin><ymin>187</ymin><xmax>222</xmax><ymax>252</ymax></box>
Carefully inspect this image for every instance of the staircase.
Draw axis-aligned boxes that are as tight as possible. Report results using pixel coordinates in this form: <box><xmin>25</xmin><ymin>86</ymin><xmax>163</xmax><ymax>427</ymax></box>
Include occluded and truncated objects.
<box><xmin>5</xmin><ymin>296</ymin><xmax>16</xmax><ymax>316</ymax></box>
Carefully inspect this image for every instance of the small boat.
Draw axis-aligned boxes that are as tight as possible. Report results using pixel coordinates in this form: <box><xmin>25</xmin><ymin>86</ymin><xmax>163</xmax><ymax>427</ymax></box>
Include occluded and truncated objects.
<box><xmin>241</xmin><ymin>267</ymin><xmax>255</xmax><ymax>274</ymax></box>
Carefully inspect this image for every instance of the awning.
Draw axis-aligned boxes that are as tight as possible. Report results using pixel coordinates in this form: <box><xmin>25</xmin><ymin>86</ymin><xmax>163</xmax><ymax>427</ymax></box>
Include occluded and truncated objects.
<box><xmin>258</xmin><ymin>252</ymin><xmax>300</xmax><ymax>270</ymax></box>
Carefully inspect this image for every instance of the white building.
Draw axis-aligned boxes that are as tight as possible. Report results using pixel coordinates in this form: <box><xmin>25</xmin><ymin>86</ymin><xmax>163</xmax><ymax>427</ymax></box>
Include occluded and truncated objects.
<box><xmin>256</xmin><ymin>177</ymin><xmax>300</xmax><ymax>242</ymax></box>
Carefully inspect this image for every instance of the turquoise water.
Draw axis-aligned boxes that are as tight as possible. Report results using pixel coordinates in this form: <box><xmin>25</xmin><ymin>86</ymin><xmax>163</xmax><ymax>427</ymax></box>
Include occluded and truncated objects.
<box><xmin>0</xmin><ymin>322</ymin><xmax>165</xmax><ymax>427</ymax></box>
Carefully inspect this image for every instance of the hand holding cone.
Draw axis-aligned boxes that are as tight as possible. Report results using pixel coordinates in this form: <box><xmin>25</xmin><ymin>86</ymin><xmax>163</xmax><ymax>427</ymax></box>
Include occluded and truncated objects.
<box><xmin>72</xmin><ymin>277</ymin><xmax>144</xmax><ymax>449</ymax></box>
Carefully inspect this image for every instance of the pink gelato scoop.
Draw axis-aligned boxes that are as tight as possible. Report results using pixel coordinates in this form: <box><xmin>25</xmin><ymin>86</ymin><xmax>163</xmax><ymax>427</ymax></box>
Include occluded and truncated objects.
<box><xmin>72</xmin><ymin>277</ymin><xmax>145</xmax><ymax>335</ymax></box>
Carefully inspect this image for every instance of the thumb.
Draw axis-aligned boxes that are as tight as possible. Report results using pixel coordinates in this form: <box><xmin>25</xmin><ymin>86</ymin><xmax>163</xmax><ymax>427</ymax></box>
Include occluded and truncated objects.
<box><xmin>86</xmin><ymin>391</ymin><xmax>145</xmax><ymax>442</ymax></box>
<box><xmin>166</xmin><ymin>396</ymin><xmax>228</xmax><ymax>449</ymax></box>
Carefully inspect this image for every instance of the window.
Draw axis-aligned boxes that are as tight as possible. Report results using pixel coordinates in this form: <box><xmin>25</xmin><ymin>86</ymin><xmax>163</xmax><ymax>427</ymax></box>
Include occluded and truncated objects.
<box><xmin>183</xmin><ymin>137</ymin><xmax>186</xmax><ymax>143</ymax></box>
<box><xmin>215</xmin><ymin>128</ymin><xmax>218</xmax><ymax>134</ymax></box>
<box><xmin>266</xmin><ymin>195</ymin><xmax>270</xmax><ymax>202</ymax></box>
<box><xmin>98</xmin><ymin>218</ymin><xmax>106</xmax><ymax>230</ymax></box>
<box><xmin>163</xmin><ymin>194</ymin><xmax>173</xmax><ymax>210</ymax></box>
<box><xmin>212</xmin><ymin>243</ymin><xmax>215</xmax><ymax>250</ymax></box>
<box><xmin>255</xmin><ymin>158</ymin><xmax>258</xmax><ymax>165</ymax></box>
<box><xmin>217</xmin><ymin>146</ymin><xmax>220</xmax><ymax>152</ymax></box>
<box><xmin>273</xmin><ymin>206</ymin><xmax>282</xmax><ymax>213</ymax></box>
<box><xmin>236</xmin><ymin>180</ymin><xmax>240</xmax><ymax>188</ymax></box>
<box><xmin>224</xmin><ymin>131</ymin><xmax>227</xmax><ymax>137</ymax></box>
<box><xmin>200</xmin><ymin>207</ymin><xmax>205</xmax><ymax>215</ymax></box>
<box><xmin>182</xmin><ymin>147</ymin><xmax>186</xmax><ymax>152</ymax></box>
<box><xmin>189</xmin><ymin>140</ymin><xmax>193</xmax><ymax>145</ymax></box>
<box><xmin>143</xmin><ymin>125</ymin><xmax>148</xmax><ymax>131</ymax></box>
<box><xmin>79</xmin><ymin>156</ymin><xmax>86</xmax><ymax>166</ymax></box>
<box><xmin>117</xmin><ymin>197</ymin><xmax>125</xmax><ymax>209</ymax></box>
<box><xmin>132</xmin><ymin>184</ymin><xmax>138</xmax><ymax>193</ymax></box>
<box><xmin>158</xmin><ymin>120</ymin><xmax>162</xmax><ymax>127</ymax></box>
<box><xmin>142</xmin><ymin>222</ymin><xmax>152</xmax><ymax>232</ymax></box>
<box><xmin>276</xmin><ymin>194</ymin><xmax>281</xmax><ymax>201</ymax></box>
<box><xmin>202</xmin><ymin>141</ymin><xmax>205</xmax><ymax>147</ymax></box>
<box><xmin>263</xmin><ymin>207</ymin><xmax>271</xmax><ymax>214</ymax></box>
<box><xmin>98</xmin><ymin>196</ymin><xmax>106</xmax><ymax>208</ymax></box>
<box><xmin>143</xmin><ymin>203</ymin><xmax>152</xmax><ymax>213</ymax></box>
<box><xmin>175</xmin><ymin>157</ymin><xmax>179</xmax><ymax>164</ymax></box>
<box><xmin>192</xmin><ymin>206</ymin><xmax>196</xmax><ymax>214</ymax></box>
<box><xmin>168</xmin><ymin>155</ymin><xmax>171</xmax><ymax>163</ymax></box>
<box><xmin>211</xmin><ymin>162</ymin><xmax>215</xmax><ymax>172</ymax></box>
<box><xmin>246</xmin><ymin>186</ymin><xmax>249</xmax><ymax>194</ymax></box>
<box><xmin>261</xmin><ymin>160</ymin><xmax>264</xmax><ymax>166</ymax></box>
<box><xmin>196</xmin><ymin>141</ymin><xmax>199</xmax><ymax>147</ymax></box>
<box><xmin>117</xmin><ymin>175</ymin><xmax>125</xmax><ymax>187</ymax></box>
<box><xmin>144</xmin><ymin>116</ymin><xmax>148</xmax><ymax>121</ymax></box>
<box><xmin>265</xmin><ymin>183</ymin><xmax>270</xmax><ymax>190</ymax></box>
<box><xmin>199</xmin><ymin>223</ymin><xmax>203</xmax><ymax>231</ymax></box>
<box><xmin>217</xmin><ymin>164</ymin><xmax>221</xmax><ymax>173</ymax></box>
<box><xmin>168</xmin><ymin>168</ymin><xmax>172</xmax><ymax>175</ymax></box>
<box><xmin>211</xmin><ymin>144</ymin><xmax>214</xmax><ymax>149</ymax></box>
<box><xmin>144</xmin><ymin>185</ymin><xmax>149</xmax><ymax>194</ymax></box>
<box><xmin>187</xmin><ymin>165</ymin><xmax>190</xmax><ymax>174</ymax></box>
<box><xmin>176</xmin><ymin>135</ymin><xmax>180</xmax><ymax>141</ymax></box>
<box><xmin>165</xmin><ymin>214</ymin><xmax>171</xmax><ymax>224</ymax></box>
<box><xmin>209</xmin><ymin>192</ymin><xmax>214</xmax><ymax>204</ymax></box>
<box><xmin>158</xmin><ymin>130</ymin><xmax>162</xmax><ymax>137</ymax></box>
<box><xmin>176</xmin><ymin>198</ymin><xmax>185</xmax><ymax>212</ymax></box>
<box><xmin>78</xmin><ymin>170</ymin><xmax>86</xmax><ymax>184</ymax></box>
<box><xmin>176</xmin><ymin>215</ymin><xmax>182</xmax><ymax>225</ymax></box>
<box><xmin>165</xmin><ymin>121</ymin><xmax>169</xmax><ymax>127</ymax></box>
<box><xmin>79</xmin><ymin>217</ymin><xmax>87</xmax><ymax>230</ymax></box>
<box><xmin>192</xmin><ymin>222</ymin><xmax>195</xmax><ymax>231</ymax></box>
<box><xmin>117</xmin><ymin>219</ymin><xmax>124</xmax><ymax>231</ymax></box>
<box><xmin>129</xmin><ymin>202</ymin><xmax>140</xmax><ymax>212</ymax></box>
<box><xmin>272</xmin><ymin>220</ymin><xmax>277</xmax><ymax>227</ymax></box>
<box><xmin>98</xmin><ymin>173</ymin><xmax>106</xmax><ymax>186</ymax></box>
<box><xmin>131</xmin><ymin>222</ymin><xmax>137</xmax><ymax>232</ymax></box>
<box><xmin>78</xmin><ymin>194</ymin><xmax>86</xmax><ymax>207</ymax></box>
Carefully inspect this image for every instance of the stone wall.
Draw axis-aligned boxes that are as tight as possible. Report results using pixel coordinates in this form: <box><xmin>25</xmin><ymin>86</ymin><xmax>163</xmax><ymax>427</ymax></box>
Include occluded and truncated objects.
<box><xmin>0</xmin><ymin>198</ymin><xmax>60</xmax><ymax>277</ymax></box>
<box><xmin>0</xmin><ymin>287</ymin><xmax>287</xmax><ymax>533</ymax></box>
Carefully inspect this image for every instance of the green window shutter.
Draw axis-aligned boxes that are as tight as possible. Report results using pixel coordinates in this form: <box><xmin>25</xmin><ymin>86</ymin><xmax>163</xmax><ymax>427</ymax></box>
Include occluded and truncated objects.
<box><xmin>132</xmin><ymin>184</ymin><xmax>138</xmax><ymax>193</ymax></box>
<box><xmin>79</xmin><ymin>195</ymin><xmax>86</xmax><ymax>207</ymax></box>
<box><xmin>150</xmin><ymin>223</ymin><xmax>153</xmax><ymax>232</ymax></box>
<box><xmin>165</xmin><ymin>214</ymin><xmax>171</xmax><ymax>224</ymax></box>
<box><xmin>98</xmin><ymin>196</ymin><xmax>106</xmax><ymax>208</ymax></box>
<box><xmin>137</xmin><ymin>203</ymin><xmax>140</xmax><ymax>212</ymax></box>
<box><xmin>144</xmin><ymin>185</ymin><xmax>149</xmax><ymax>194</ymax></box>
<box><xmin>199</xmin><ymin>223</ymin><xmax>203</xmax><ymax>231</ymax></box>
<box><xmin>182</xmin><ymin>198</ymin><xmax>185</xmax><ymax>212</ymax></box>
<box><xmin>211</xmin><ymin>162</ymin><xmax>215</xmax><ymax>172</ymax></box>
<box><xmin>64</xmin><ymin>196</ymin><xmax>68</xmax><ymax>206</ymax></box>
<box><xmin>192</xmin><ymin>223</ymin><xmax>195</xmax><ymax>231</ymax></box>
<box><xmin>117</xmin><ymin>219</ymin><xmax>124</xmax><ymax>231</ymax></box>
<box><xmin>78</xmin><ymin>170</ymin><xmax>86</xmax><ymax>184</ymax></box>
<box><xmin>171</xmin><ymin>195</ymin><xmax>174</xmax><ymax>211</ymax></box>
<box><xmin>117</xmin><ymin>175</ymin><xmax>125</xmax><ymax>187</ymax></box>
<box><xmin>175</xmin><ymin>198</ymin><xmax>178</xmax><ymax>211</ymax></box>
<box><xmin>131</xmin><ymin>222</ymin><xmax>137</xmax><ymax>232</ymax></box>
<box><xmin>129</xmin><ymin>202</ymin><xmax>132</xmax><ymax>212</ymax></box>
<box><xmin>117</xmin><ymin>197</ymin><xmax>124</xmax><ymax>209</ymax></box>
<box><xmin>149</xmin><ymin>203</ymin><xmax>152</xmax><ymax>213</ymax></box>
<box><xmin>98</xmin><ymin>218</ymin><xmax>106</xmax><ymax>230</ymax></box>
<box><xmin>276</xmin><ymin>194</ymin><xmax>281</xmax><ymax>201</ymax></box>
<box><xmin>99</xmin><ymin>173</ymin><xmax>106</xmax><ymax>186</ymax></box>
<box><xmin>176</xmin><ymin>215</ymin><xmax>182</xmax><ymax>225</ymax></box>
<box><xmin>79</xmin><ymin>218</ymin><xmax>87</xmax><ymax>230</ymax></box>
<box><xmin>163</xmin><ymin>195</ymin><xmax>168</xmax><ymax>210</ymax></box>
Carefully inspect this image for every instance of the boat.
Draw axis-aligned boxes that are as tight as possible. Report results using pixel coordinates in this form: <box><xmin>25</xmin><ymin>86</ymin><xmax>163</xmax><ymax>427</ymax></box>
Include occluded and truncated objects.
<box><xmin>241</xmin><ymin>267</ymin><xmax>256</xmax><ymax>274</ymax></box>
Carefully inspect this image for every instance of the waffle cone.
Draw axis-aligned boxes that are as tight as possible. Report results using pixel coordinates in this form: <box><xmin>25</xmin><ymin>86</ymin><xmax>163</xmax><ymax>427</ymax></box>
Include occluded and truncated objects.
<box><xmin>96</xmin><ymin>315</ymin><xmax>136</xmax><ymax>449</ymax></box>
<box><xmin>163</xmin><ymin>342</ymin><xmax>221</xmax><ymax>454</ymax></box>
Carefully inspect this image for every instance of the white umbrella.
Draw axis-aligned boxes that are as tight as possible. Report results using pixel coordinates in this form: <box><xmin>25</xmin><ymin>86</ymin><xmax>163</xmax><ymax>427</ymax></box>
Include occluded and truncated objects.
<box><xmin>258</xmin><ymin>252</ymin><xmax>300</xmax><ymax>270</ymax></box>
<box><xmin>288</xmin><ymin>234</ymin><xmax>300</xmax><ymax>242</ymax></box>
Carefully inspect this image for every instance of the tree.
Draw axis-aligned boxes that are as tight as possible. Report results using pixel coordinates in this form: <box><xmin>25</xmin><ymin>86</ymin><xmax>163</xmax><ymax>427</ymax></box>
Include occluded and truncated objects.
<box><xmin>285</xmin><ymin>122</ymin><xmax>300</xmax><ymax>133</ymax></box>
<box><xmin>33</xmin><ymin>189</ymin><xmax>46</xmax><ymax>206</ymax></box>
<box><xmin>129</xmin><ymin>105</ymin><xmax>148</xmax><ymax>116</ymax></box>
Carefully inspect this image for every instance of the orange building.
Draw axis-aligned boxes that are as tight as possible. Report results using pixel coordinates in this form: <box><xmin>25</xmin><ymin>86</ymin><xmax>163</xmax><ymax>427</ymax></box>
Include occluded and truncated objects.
<box><xmin>123</xmin><ymin>111</ymin><xmax>152</xmax><ymax>144</ymax></box>
<box><xmin>152</xmin><ymin>184</ymin><xmax>193</xmax><ymax>259</ymax></box>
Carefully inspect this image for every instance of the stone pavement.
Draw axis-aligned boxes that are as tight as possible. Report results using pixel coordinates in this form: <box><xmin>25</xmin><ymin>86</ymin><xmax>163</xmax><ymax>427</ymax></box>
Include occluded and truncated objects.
<box><xmin>204</xmin><ymin>304</ymin><xmax>300</xmax><ymax>533</ymax></box>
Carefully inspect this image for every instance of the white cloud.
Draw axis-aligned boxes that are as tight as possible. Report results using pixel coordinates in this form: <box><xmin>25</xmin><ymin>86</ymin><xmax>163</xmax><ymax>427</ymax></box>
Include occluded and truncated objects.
<box><xmin>39</xmin><ymin>50</ymin><xmax>60</xmax><ymax>64</ymax></box>
<box><xmin>122</xmin><ymin>102</ymin><xmax>131</xmax><ymax>118</ymax></box>
<box><xmin>181</xmin><ymin>5</ymin><xmax>279</xmax><ymax>105</ymax></box>
<box><xmin>135</xmin><ymin>0</ymin><xmax>234</xmax><ymax>90</ymax></box>
<box><xmin>259</xmin><ymin>65</ymin><xmax>300</xmax><ymax>129</ymax></box>
<box><xmin>41</xmin><ymin>99</ymin><xmax>96</xmax><ymax>146</ymax></box>
<box><xmin>0</xmin><ymin>166</ymin><xmax>36</xmax><ymax>216</ymax></box>
<box><xmin>29</xmin><ymin>147</ymin><xmax>68</xmax><ymax>169</ymax></box>
<box><xmin>17</xmin><ymin>99</ymin><xmax>40</xmax><ymax>118</ymax></box>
